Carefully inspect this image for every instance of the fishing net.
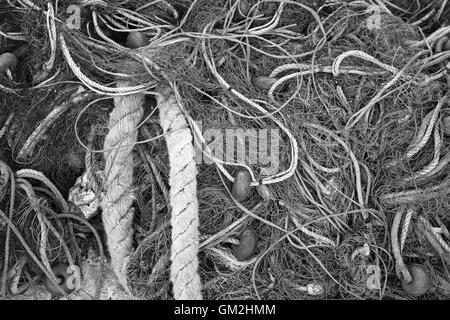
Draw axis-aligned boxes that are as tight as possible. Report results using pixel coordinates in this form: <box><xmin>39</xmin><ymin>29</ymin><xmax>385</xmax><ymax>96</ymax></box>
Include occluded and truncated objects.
<box><xmin>1</xmin><ymin>0</ymin><xmax>450</xmax><ymax>300</ymax></box>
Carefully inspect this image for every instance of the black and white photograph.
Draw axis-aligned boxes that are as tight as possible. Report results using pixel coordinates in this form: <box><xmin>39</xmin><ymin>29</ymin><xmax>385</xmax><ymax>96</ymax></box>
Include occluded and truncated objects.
<box><xmin>0</xmin><ymin>0</ymin><xmax>449</xmax><ymax>309</ymax></box>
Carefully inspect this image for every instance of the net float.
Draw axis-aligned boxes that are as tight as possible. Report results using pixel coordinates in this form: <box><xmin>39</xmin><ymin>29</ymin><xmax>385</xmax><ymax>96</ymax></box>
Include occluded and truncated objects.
<box><xmin>230</xmin><ymin>0</ymin><xmax>250</xmax><ymax>20</ymax></box>
<box><xmin>401</xmin><ymin>263</ymin><xmax>433</xmax><ymax>297</ymax></box>
<box><xmin>251</xmin><ymin>75</ymin><xmax>287</xmax><ymax>93</ymax></box>
<box><xmin>443</xmin><ymin>116</ymin><xmax>450</xmax><ymax>135</ymax></box>
<box><xmin>237</xmin><ymin>0</ymin><xmax>250</xmax><ymax>17</ymax></box>
<box><xmin>231</xmin><ymin>169</ymin><xmax>252</xmax><ymax>202</ymax></box>
<box><xmin>295</xmin><ymin>283</ymin><xmax>324</xmax><ymax>296</ymax></box>
<box><xmin>232</xmin><ymin>0</ymin><xmax>261</xmax><ymax>19</ymax></box>
<box><xmin>256</xmin><ymin>183</ymin><xmax>272</xmax><ymax>200</ymax></box>
<box><xmin>0</xmin><ymin>45</ymin><xmax>28</xmax><ymax>76</ymax></box>
<box><xmin>44</xmin><ymin>263</ymin><xmax>79</xmax><ymax>297</ymax></box>
<box><xmin>232</xmin><ymin>227</ymin><xmax>258</xmax><ymax>261</ymax></box>
<box><xmin>126</xmin><ymin>31</ymin><xmax>149</xmax><ymax>49</ymax></box>
<box><xmin>443</xmin><ymin>38</ymin><xmax>450</xmax><ymax>51</ymax></box>
<box><xmin>0</xmin><ymin>52</ymin><xmax>18</xmax><ymax>74</ymax></box>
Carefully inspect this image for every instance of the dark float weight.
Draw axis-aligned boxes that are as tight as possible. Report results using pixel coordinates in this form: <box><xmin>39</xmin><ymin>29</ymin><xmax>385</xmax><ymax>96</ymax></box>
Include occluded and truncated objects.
<box><xmin>127</xmin><ymin>31</ymin><xmax>149</xmax><ymax>49</ymax></box>
<box><xmin>232</xmin><ymin>227</ymin><xmax>258</xmax><ymax>261</ymax></box>
<box><xmin>231</xmin><ymin>169</ymin><xmax>252</xmax><ymax>202</ymax></box>
<box><xmin>401</xmin><ymin>264</ymin><xmax>433</xmax><ymax>297</ymax></box>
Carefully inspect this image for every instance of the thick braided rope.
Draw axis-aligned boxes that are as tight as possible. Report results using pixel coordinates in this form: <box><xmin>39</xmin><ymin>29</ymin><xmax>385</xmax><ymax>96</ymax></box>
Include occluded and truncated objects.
<box><xmin>206</xmin><ymin>247</ymin><xmax>256</xmax><ymax>271</ymax></box>
<box><xmin>101</xmin><ymin>81</ymin><xmax>144</xmax><ymax>292</ymax></box>
<box><xmin>391</xmin><ymin>208</ymin><xmax>412</xmax><ymax>283</ymax></box>
<box><xmin>157</xmin><ymin>86</ymin><xmax>202</xmax><ymax>300</ymax></box>
<box><xmin>411</xmin><ymin>26</ymin><xmax>450</xmax><ymax>47</ymax></box>
<box><xmin>0</xmin><ymin>31</ymin><xmax>26</xmax><ymax>41</ymax></box>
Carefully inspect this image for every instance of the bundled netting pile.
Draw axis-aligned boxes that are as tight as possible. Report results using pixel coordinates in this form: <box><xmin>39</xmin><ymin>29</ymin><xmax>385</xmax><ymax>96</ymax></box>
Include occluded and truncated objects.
<box><xmin>1</xmin><ymin>0</ymin><xmax>450</xmax><ymax>300</ymax></box>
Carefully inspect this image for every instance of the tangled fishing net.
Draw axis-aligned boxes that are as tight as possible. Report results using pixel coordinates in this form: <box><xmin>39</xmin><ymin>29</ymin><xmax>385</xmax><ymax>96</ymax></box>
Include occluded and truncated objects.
<box><xmin>1</xmin><ymin>0</ymin><xmax>450</xmax><ymax>300</ymax></box>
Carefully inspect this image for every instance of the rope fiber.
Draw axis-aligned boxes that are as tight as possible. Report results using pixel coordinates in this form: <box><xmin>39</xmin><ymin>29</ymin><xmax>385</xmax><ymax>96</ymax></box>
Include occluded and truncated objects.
<box><xmin>157</xmin><ymin>85</ymin><xmax>202</xmax><ymax>300</ymax></box>
<box><xmin>100</xmin><ymin>81</ymin><xmax>144</xmax><ymax>293</ymax></box>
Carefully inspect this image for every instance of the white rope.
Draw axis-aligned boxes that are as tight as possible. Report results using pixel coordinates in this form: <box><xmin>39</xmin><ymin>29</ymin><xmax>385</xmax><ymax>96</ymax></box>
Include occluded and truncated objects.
<box><xmin>59</xmin><ymin>33</ymin><xmax>151</xmax><ymax>95</ymax></box>
<box><xmin>386</xmin><ymin>96</ymin><xmax>446</xmax><ymax>169</ymax></box>
<box><xmin>15</xmin><ymin>169</ymin><xmax>68</xmax><ymax>213</ymax></box>
<box><xmin>44</xmin><ymin>2</ymin><xmax>57</xmax><ymax>72</ymax></box>
<box><xmin>332</xmin><ymin>50</ymin><xmax>399</xmax><ymax>76</ymax></box>
<box><xmin>100</xmin><ymin>81</ymin><xmax>144</xmax><ymax>292</ymax></box>
<box><xmin>200</xmin><ymin>30</ymin><xmax>298</xmax><ymax>186</ymax></box>
<box><xmin>0</xmin><ymin>113</ymin><xmax>14</xmax><ymax>140</ymax></box>
<box><xmin>270</xmin><ymin>63</ymin><xmax>389</xmax><ymax>78</ymax></box>
<box><xmin>206</xmin><ymin>247</ymin><xmax>256</xmax><ymax>271</ymax></box>
<box><xmin>400</xmin><ymin>208</ymin><xmax>413</xmax><ymax>252</ymax></box>
<box><xmin>405</xmin><ymin>124</ymin><xmax>442</xmax><ymax>181</ymax></box>
<box><xmin>18</xmin><ymin>87</ymin><xmax>88</xmax><ymax>159</ymax></box>
<box><xmin>391</xmin><ymin>207</ymin><xmax>412</xmax><ymax>283</ymax></box>
<box><xmin>406</xmin><ymin>96</ymin><xmax>445</xmax><ymax>159</ymax></box>
<box><xmin>157</xmin><ymin>85</ymin><xmax>202</xmax><ymax>300</ymax></box>
<box><xmin>0</xmin><ymin>31</ymin><xmax>26</xmax><ymax>41</ymax></box>
<box><xmin>290</xmin><ymin>215</ymin><xmax>336</xmax><ymax>247</ymax></box>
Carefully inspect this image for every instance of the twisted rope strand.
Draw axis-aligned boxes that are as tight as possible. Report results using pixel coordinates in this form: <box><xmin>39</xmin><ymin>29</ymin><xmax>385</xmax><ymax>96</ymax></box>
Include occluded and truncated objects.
<box><xmin>157</xmin><ymin>85</ymin><xmax>202</xmax><ymax>300</ymax></box>
<box><xmin>400</xmin><ymin>208</ymin><xmax>414</xmax><ymax>252</ymax></box>
<box><xmin>100</xmin><ymin>81</ymin><xmax>144</xmax><ymax>293</ymax></box>
<box><xmin>391</xmin><ymin>208</ymin><xmax>412</xmax><ymax>282</ymax></box>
